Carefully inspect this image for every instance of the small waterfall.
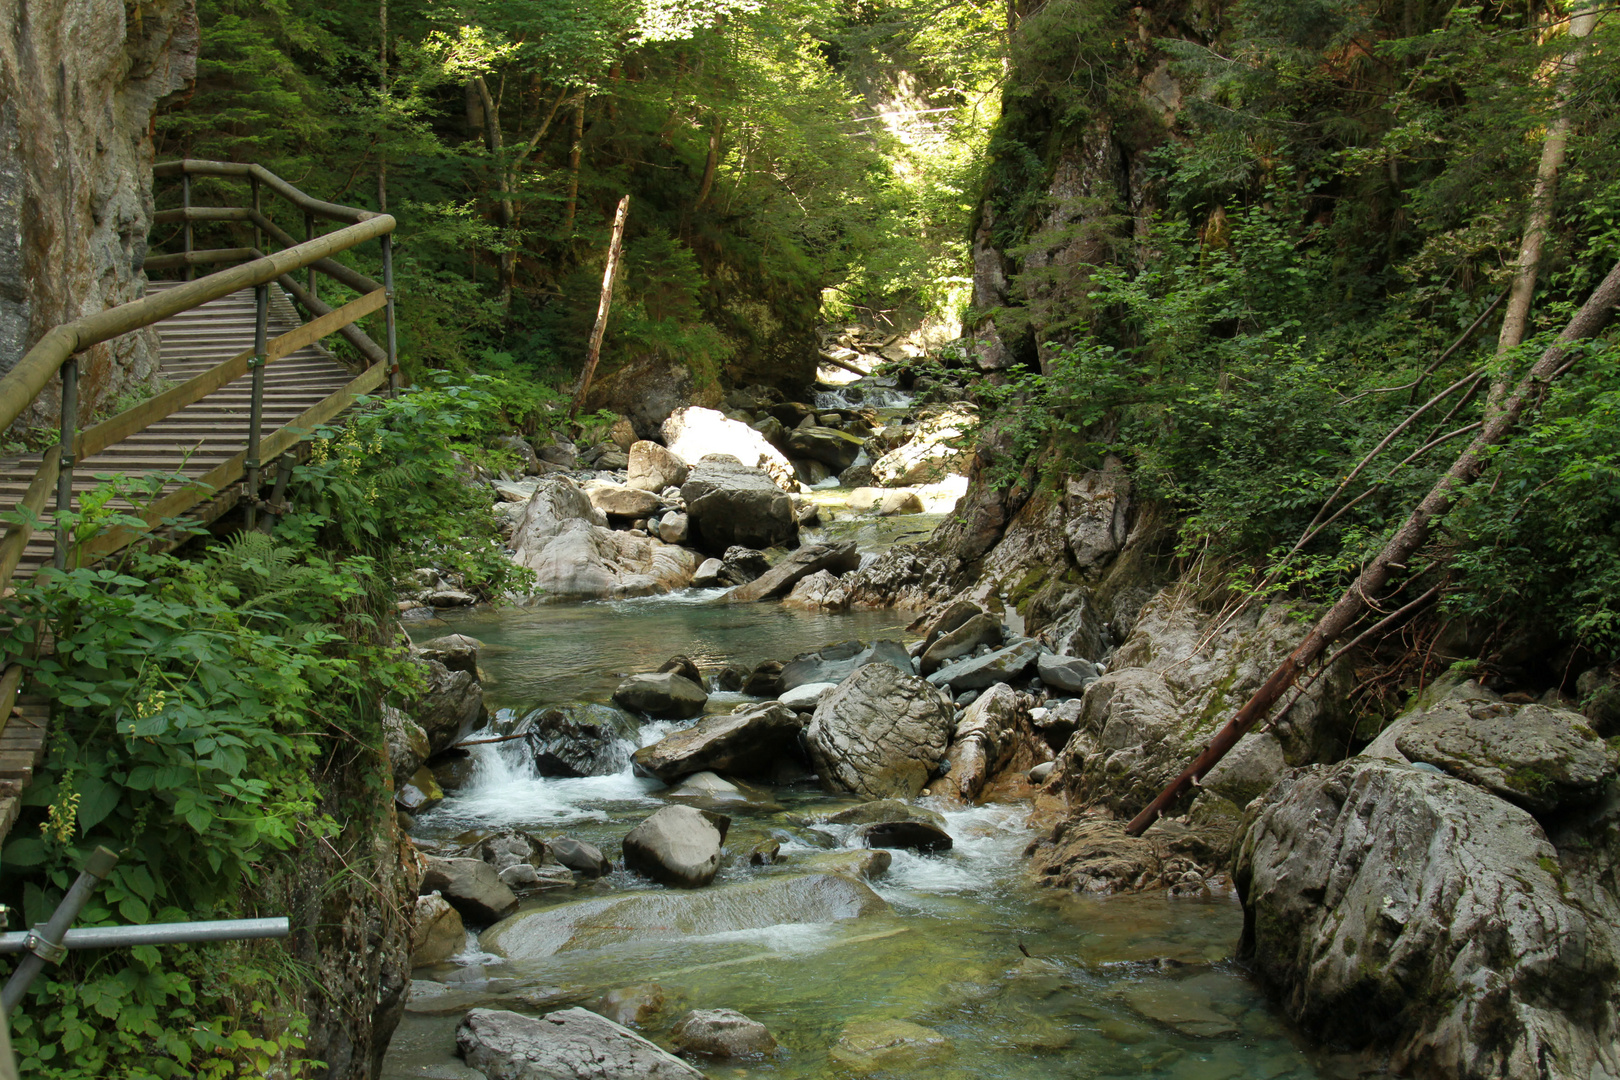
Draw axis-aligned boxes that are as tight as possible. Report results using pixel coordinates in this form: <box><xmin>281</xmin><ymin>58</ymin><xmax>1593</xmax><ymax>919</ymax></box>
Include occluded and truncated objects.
<box><xmin>813</xmin><ymin>382</ymin><xmax>914</xmax><ymax>411</ymax></box>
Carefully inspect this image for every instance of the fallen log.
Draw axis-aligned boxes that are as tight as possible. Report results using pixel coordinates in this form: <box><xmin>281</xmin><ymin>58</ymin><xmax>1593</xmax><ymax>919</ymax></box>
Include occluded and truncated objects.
<box><xmin>1126</xmin><ymin>256</ymin><xmax>1620</xmax><ymax>836</ymax></box>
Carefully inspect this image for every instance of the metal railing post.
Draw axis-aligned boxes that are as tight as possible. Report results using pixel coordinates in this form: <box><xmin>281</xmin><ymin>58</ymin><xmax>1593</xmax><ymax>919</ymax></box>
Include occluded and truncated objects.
<box><xmin>381</xmin><ymin>233</ymin><xmax>399</xmax><ymax>394</ymax></box>
<box><xmin>245</xmin><ymin>283</ymin><xmax>269</xmax><ymax>530</ymax></box>
<box><xmin>181</xmin><ymin>172</ymin><xmax>194</xmax><ymax>282</ymax></box>
<box><xmin>0</xmin><ymin>847</ymin><xmax>118</xmax><ymax>1012</ymax></box>
<box><xmin>305</xmin><ymin>211</ymin><xmax>318</xmax><ymax>301</ymax></box>
<box><xmin>260</xmin><ymin>453</ymin><xmax>295</xmax><ymax>533</ymax></box>
<box><xmin>52</xmin><ymin>357</ymin><xmax>77</xmax><ymax>571</ymax></box>
<box><xmin>250</xmin><ymin>173</ymin><xmax>262</xmax><ymax>253</ymax></box>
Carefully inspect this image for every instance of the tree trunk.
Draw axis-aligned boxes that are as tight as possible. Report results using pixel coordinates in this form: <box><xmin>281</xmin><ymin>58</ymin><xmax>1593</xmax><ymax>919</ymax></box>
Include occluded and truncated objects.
<box><xmin>563</xmin><ymin>103</ymin><xmax>586</xmax><ymax>237</ymax></box>
<box><xmin>1125</xmin><ymin>255</ymin><xmax>1620</xmax><ymax>836</ymax></box>
<box><xmin>1488</xmin><ymin>1</ymin><xmax>1598</xmax><ymax>413</ymax></box>
<box><xmin>569</xmin><ymin>195</ymin><xmax>632</xmax><ymax>419</ymax></box>
<box><xmin>694</xmin><ymin>113</ymin><xmax>723</xmax><ymax>209</ymax></box>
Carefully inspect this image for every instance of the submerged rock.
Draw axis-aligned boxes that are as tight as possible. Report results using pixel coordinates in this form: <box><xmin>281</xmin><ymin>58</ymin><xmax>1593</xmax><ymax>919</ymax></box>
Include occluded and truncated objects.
<box><xmin>632</xmin><ymin>701</ymin><xmax>802</xmax><ymax>781</ymax></box>
<box><xmin>613</xmin><ymin>672</ymin><xmax>709</xmax><ymax>719</ymax></box>
<box><xmin>660</xmin><ymin>771</ymin><xmax>783</xmax><ymax>811</ymax></box>
<box><xmin>806</xmin><ymin>663</ymin><xmax>955</xmax><ymax>799</ymax></box>
<box><xmin>671</xmin><ymin>1008</ymin><xmax>778</xmax><ymax>1059</ymax></box>
<box><xmin>481</xmin><ymin>873</ymin><xmax>891</xmax><ymax>959</ymax></box>
<box><xmin>458</xmin><ymin>1007</ymin><xmax>705</xmax><ymax>1080</ymax></box>
<box><xmin>829</xmin><ymin>1019</ymin><xmax>952</xmax><ymax>1072</ymax></box>
<box><xmin>622</xmin><ymin>805</ymin><xmax>729</xmax><ymax>889</ymax></box>
<box><xmin>593</xmin><ymin>984</ymin><xmax>666</xmax><ymax>1028</ymax></box>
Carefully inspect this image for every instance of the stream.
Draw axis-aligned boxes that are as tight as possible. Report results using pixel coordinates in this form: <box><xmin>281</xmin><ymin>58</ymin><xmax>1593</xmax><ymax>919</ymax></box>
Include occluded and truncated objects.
<box><xmin>381</xmin><ymin>379</ymin><xmax>1353</xmax><ymax>1080</ymax></box>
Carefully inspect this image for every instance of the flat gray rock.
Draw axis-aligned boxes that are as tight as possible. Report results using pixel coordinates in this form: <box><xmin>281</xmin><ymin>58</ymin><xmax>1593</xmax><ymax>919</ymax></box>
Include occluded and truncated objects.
<box><xmin>631</xmin><ymin>701</ymin><xmax>801</xmax><ymax>781</ymax></box>
<box><xmin>457</xmin><ymin>1007</ymin><xmax>705</xmax><ymax>1080</ymax></box>
<box><xmin>926</xmin><ymin>639</ymin><xmax>1040</xmax><ymax>692</ymax></box>
<box><xmin>481</xmin><ymin>873</ymin><xmax>891</xmax><ymax>959</ymax></box>
<box><xmin>621</xmin><ymin>804</ymin><xmax>727</xmax><ymax>888</ymax></box>
<box><xmin>1036</xmin><ymin>651</ymin><xmax>1098</xmax><ymax>694</ymax></box>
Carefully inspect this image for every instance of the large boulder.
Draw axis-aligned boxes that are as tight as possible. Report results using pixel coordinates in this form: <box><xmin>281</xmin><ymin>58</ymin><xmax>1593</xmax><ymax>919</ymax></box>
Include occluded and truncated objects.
<box><xmin>621</xmin><ymin>805</ymin><xmax>728</xmax><ymax>888</ymax></box>
<box><xmin>383</xmin><ymin>705</ymin><xmax>431</xmax><ymax>789</ymax></box>
<box><xmin>1236</xmin><ymin>758</ymin><xmax>1620</xmax><ymax>1080</ymax></box>
<box><xmin>1043</xmin><ymin>587</ymin><xmax>1356</xmax><ymax>818</ymax></box>
<box><xmin>918</xmin><ymin>613</ymin><xmax>1002</xmax><ymax>676</ymax></box>
<box><xmin>586</xmin><ymin>481</ymin><xmax>663</xmax><ymax>520</ymax></box>
<box><xmin>631</xmin><ymin>701</ymin><xmax>803</xmax><ymax>781</ymax></box>
<box><xmin>458</xmin><ymin>1007</ymin><xmax>705</xmax><ymax>1080</ymax></box>
<box><xmin>512</xmin><ymin>476</ymin><xmax>698</xmax><ymax>601</ymax></box>
<box><xmin>925</xmin><ymin>638</ymin><xmax>1039</xmax><ymax>693</ymax></box>
<box><xmin>481</xmin><ymin>873</ymin><xmax>890</xmax><ymax>959</ymax></box>
<box><xmin>1364</xmin><ymin>681</ymin><xmax>1614</xmax><ymax>814</ymax></box>
<box><xmin>940</xmin><ymin>683</ymin><xmax>1033</xmax><ymax>802</ymax></box>
<box><xmin>627</xmin><ymin>440</ymin><xmax>689</xmax><ymax>492</ymax></box>
<box><xmin>409</xmin><ymin>659</ymin><xmax>485</xmax><ymax>755</ymax></box>
<box><xmin>681</xmin><ymin>456</ymin><xmax>799</xmax><ymax>553</ymax></box>
<box><xmin>420</xmin><ymin>857</ymin><xmax>519</xmax><ymax>925</ymax></box>
<box><xmin>722</xmin><ymin>542</ymin><xmax>860</xmax><ymax>603</ymax></box>
<box><xmin>1035</xmin><ymin>652</ymin><xmax>1098</xmax><ymax>694</ymax></box>
<box><xmin>870</xmin><ymin>406</ymin><xmax>973</xmax><ymax>486</ymax></box>
<box><xmin>612</xmin><ymin>672</ymin><xmax>709</xmax><ymax>719</ymax></box>
<box><xmin>785</xmin><ymin>425</ymin><xmax>864</xmax><ymax>471</ymax></box>
<box><xmin>662</xmin><ymin>407</ymin><xmax>795</xmax><ymax>489</ymax></box>
<box><xmin>410</xmin><ymin>892</ymin><xmax>464</xmax><ymax>967</ymax></box>
<box><xmin>806</xmin><ymin>664</ymin><xmax>955</xmax><ymax>799</ymax></box>
<box><xmin>521</xmin><ymin>703</ymin><xmax>640</xmax><ymax>777</ymax></box>
<box><xmin>780</xmin><ymin>639</ymin><xmax>913</xmax><ymax>692</ymax></box>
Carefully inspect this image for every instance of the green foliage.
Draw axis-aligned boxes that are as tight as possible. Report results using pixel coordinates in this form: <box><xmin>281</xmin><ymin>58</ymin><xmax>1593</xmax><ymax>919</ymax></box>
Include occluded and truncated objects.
<box><xmin>0</xmin><ymin>380</ymin><xmax>523</xmax><ymax>1075</ymax></box>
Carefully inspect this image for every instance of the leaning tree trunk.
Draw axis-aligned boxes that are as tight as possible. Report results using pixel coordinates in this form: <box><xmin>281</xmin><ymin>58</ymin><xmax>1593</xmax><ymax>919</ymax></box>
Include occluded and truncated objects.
<box><xmin>1126</xmin><ymin>256</ymin><xmax>1620</xmax><ymax>836</ymax></box>
<box><xmin>1488</xmin><ymin>1</ymin><xmax>1598</xmax><ymax>413</ymax></box>
<box><xmin>569</xmin><ymin>194</ymin><xmax>632</xmax><ymax>419</ymax></box>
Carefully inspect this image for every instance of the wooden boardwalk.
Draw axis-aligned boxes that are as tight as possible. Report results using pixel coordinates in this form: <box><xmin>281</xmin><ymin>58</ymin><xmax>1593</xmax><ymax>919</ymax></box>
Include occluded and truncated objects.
<box><xmin>0</xmin><ymin>282</ymin><xmax>369</xmax><ymax>843</ymax></box>
<box><xmin>0</xmin><ymin>282</ymin><xmax>356</xmax><ymax>583</ymax></box>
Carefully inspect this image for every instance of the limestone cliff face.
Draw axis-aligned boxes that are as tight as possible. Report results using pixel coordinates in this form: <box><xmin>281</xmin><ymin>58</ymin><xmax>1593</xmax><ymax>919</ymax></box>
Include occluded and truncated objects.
<box><xmin>0</xmin><ymin>0</ymin><xmax>197</xmax><ymax>431</ymax></box>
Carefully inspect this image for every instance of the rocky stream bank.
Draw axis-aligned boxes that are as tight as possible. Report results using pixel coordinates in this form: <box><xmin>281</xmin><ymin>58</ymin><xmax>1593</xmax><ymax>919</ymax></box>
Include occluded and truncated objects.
<box><xmin>373</xmin><ymin>368</ymin><xmax>1620</xmax><ymax>1080</ymax></box>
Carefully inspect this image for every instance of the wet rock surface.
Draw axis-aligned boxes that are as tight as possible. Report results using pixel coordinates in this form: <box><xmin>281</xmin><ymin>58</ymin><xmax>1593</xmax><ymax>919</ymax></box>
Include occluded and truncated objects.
<box><xmin>457</xmin><ymin>1007</ymin><xmax>705</xmax><ymax>1080</ymax></box>
<box><xmin>420</xmin><ymin>857</ymin><xmax>519</xmax><ymax>925</ymax></box>
<box><xmin>670</xmin><ymin>1008</ymin><xmax>778</xmax><ymax>1059</ymax></box>
<box><xmin>632</xmin><ymin>701</ymin><xmax>803</xmax><ymax>781</ymax></box>
<box><xmin>1237</xmin><ymin>756</ymin><xmax>1620</xmax><ymax>1080</ymax></box>
<box><xmin>522</xmin><ymin>703</ymin><xmax>639</xmax><ymax>777</ymax></box>
<box><xmin>621</xmin><ymin>805</ymin><xmax>729</xmax><ymax>889</ymax></box>
<box><xmin>612</xmin><ymin>672</ymin><xmax>709</xmax><ymax>719</ymax></box>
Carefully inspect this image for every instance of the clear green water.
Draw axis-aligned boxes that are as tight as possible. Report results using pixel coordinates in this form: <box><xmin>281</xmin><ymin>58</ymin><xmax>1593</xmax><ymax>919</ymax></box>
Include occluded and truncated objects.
<box><xmin>387</xmin><ymin>594</ymin><xmax>1351</xmax><ymax>1080</ymax></box>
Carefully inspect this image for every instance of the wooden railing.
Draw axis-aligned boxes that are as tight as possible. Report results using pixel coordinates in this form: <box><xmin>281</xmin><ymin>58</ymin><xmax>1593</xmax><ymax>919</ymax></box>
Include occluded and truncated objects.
<box><xmin>0</xmin><ymin>160</ymin><xmax>400</xmax><ymax>737</ymax></box>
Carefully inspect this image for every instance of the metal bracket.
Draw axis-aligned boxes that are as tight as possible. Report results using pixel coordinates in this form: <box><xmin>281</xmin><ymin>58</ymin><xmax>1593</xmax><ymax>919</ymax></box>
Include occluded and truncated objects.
<box><xmin>248</xmin><ymin>354</ymin><xmax>266</xmax><ymax>369</ymax></box>
<box><xmin>24</xmin><ymin>930</ymin><xmax>65</xmax><ymax>965</ymax></box>
<box><xmin>244</xmin><ymin>458</ymin><xmax>260</xmax><ymax>472</ymax></box>
<box><xmin>59</xmin><ymin>453</ymin><xmax>75</xmax><ymax>470</ymax></box>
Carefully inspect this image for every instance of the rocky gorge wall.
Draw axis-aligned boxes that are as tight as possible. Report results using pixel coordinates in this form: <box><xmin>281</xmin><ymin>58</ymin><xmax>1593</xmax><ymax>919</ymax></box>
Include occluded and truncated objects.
<box><xmin>0</xmin><ymin>0</ymin><xmax>196</xmax><ymax>432</ymax></box>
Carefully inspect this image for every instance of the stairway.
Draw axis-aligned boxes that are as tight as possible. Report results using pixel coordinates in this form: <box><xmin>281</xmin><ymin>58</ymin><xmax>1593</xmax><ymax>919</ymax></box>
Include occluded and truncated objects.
<box><xmin>0</xmin><ymin>282</ymin><xmax>359</xmax><ymax>582</ymax></box>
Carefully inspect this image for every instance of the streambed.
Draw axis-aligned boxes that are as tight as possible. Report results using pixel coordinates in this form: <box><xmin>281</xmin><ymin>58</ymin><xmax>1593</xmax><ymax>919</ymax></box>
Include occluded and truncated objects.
<box><xmin>384</xmin><ymin>590</ymin><xmax>1353</xmax><ymax>1080</ymax></box>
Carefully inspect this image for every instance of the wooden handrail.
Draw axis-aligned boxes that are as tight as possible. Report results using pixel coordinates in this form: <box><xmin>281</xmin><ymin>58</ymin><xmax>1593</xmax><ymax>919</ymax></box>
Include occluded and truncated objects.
<box><xmin>0</xmin><ymin>215</ymin><xmax>394</xmax><ymax>435</ymax></box>
<box><xmin>152</xmin><ymin>160</ymin><xmax>382</xmax><ymax>226</ymax></box>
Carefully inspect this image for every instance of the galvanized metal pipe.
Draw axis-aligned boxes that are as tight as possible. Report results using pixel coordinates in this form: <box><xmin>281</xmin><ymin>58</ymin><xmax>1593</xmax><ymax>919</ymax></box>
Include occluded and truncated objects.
<box><xmin>0</xmin><ymin>917</ymin><xmax>289</xmax><ymax>954</ymax></box>
<box><xmin>245</xmin><ymin>284</ymin><xmax>268</xmax><ymax>530</ymax></box>
<box><xmin>305</xmin><ymin>211</ymin><xmax>318</xmax><ymax>301</ymax></box>
<box><xmin>52</xmin><ymin>357</ymin><xmax>77</xmax><ymax>571</ymax></box>
<box><xmin>382</xmin><ymin>233</ymin><xmax>399</xmax><ymax>393</ymax></box>
<box><xmin>0</xmin><ymin>847</ymin><xmax>118</xmax><ymax>1012</ymax></box>
<box><xmin>181</xmin><ymin>174</ymin><xmax>194</xmax><ymax>282</ymax></box>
